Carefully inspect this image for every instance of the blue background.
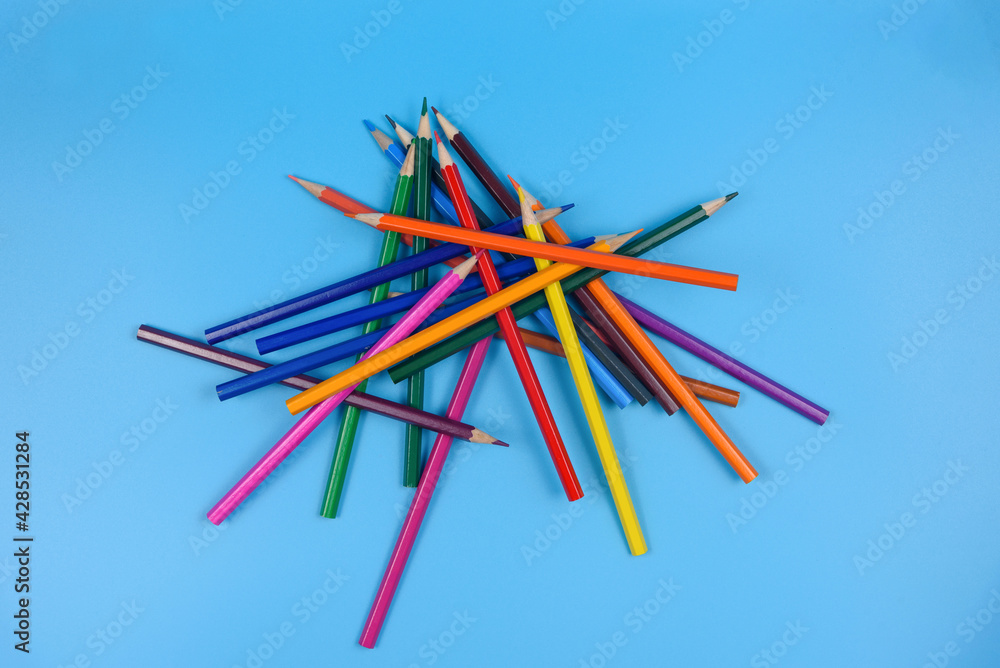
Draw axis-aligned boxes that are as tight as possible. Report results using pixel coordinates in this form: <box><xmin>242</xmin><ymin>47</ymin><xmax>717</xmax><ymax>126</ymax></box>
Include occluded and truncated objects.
<box><xmin>2</xmin><ymin>1</ymin><xmax>999</xmax><ymax>666</ymax></box>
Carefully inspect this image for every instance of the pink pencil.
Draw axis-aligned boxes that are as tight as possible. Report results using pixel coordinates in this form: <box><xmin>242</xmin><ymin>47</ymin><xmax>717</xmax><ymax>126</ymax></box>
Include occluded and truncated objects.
<box><xmin>207</xmin><ymin>252</ymin><xmax>482</xmax><ymax>525</ymax></box>
<box><xmin>359</xmin><ymin>334</ymin><xmax>492</xmax><ymax>648</ymax></box>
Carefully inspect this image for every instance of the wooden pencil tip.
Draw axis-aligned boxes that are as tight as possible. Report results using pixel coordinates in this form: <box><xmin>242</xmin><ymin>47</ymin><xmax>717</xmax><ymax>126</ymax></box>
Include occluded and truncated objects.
<box><xmin>703</xmin><ymin>193</ymin><xmax>737</xmax><ymax>216</ymax></box>
<box><xmin>421</xmin><ymin>97</ymin><xmax>428</xmax><ymax>115</ymax></box>
<box><xmin>433</xmin><ymin>130</ymin><xmax>441</xmax><ymax>143</ymax></box>
<box><xmin>363</xmin><ymin>119</ymin><xmax>376</xmax><ymax>133</ymax></box>
<box><xmin>288</xmin><ymin>175</ymin><xmax>325</xmax><ymax>198</ymax></box>
<box><xmin>607</xmin><ymin>229</ymin><xmax>642</xmax><ymax>250</ymax></box>
<box><xmin>452</xmin><ymin>251</ymin><xmax>482</xmax><ymax>279</ymax></box>
<box><xmin>430</xmin><ymin>105</ymin><xmax>439</xmax><ymax>115</ymax></box>
<box><xmin>507</xmin><ymin>174</ymin><xmax>522</xmax><ymax>192</ymax></box>
<box><xmin>353</xmin><ymin>213</ymin><xmax>383</xmax><ymax>228</ymax></box>
<box><xmin>401</xmin><ymin>142</ymin><xmax>416</xmax><ymax>176</ymax></box>
<box><xmin>471</xmin><ymin>428</ymin><xmax>508</xmax><ymax>446</ymax></box>
<box><xmin>384</xmin><ymin>114</ymin><xmax>397</xmax><ymax>128</ymax></box>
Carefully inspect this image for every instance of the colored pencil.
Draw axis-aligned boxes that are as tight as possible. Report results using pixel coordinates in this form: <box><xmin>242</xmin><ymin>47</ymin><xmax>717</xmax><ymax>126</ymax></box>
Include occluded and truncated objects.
<box><xmin>507</xmin><ymin>326</ymin><xmax>740</xmax><ymax>407</ymax></box>
<box><xmin>432</xmin><ymin>107</ymin><xmax>520</xmax><ymax>218</ymax></box>
<box><xmin>516</xmin><ymin>184</ymin><xmax>646</xmax><ymax>554</ymax></box>
<box><xmin>352</xmin><ymin>211</ymin><xmax>738</xmax><ymax>290</ymax></box>
<box><xmin>284</xmin><ymin>233</ymin><xmax>636</xmax><ymax>415</ymax></box>
<box><xmin>566</xmin><ymin>309</ymin><xmax>652</xmax><ymax>406</ymax></box>
<box><xmin>207</xmin><ymin>253</ymin><xmax>482</xmax><ymax>525</ymax></box>
<box><xmin>532</xmin><ymin>307</ymin><xmax>634</xmax><ymax>409</ymax></box>
<box><xmin>253</xmin><ymin>236</ymin><xmax>590</xmax><ymax>355</ymax></box>
<box><xmin>385</xmin><ymin>197</ymin><xmax>739</xmax><ymax>383</ymax></box>
<box><xmin>617</xmin><ymin>296</ymin><xmax>829</xmax><ymax>424</ymax></box>
<box><xmin>364</xmin><ymin>119</ymin><xmax>463</xmax><ymax>228</ymax></box>
<box><xmin>359</xmin><ymin>335</ymin><xmax>492</xmax><ymax>649</ymax></box>
<box><xmin>404</xmin><ymin>100</ymin><xmax>432</xmax><ymax>488</ymax></box>
<box><xmin>135</xmin><ymin>325</ymin><xmax>507</xmax><ymax>444</ymax></box>
<box><xmin>437</xmin><ymin>111</ymin><xmax>673</xmax><ymax>409</ymax></box>
<box><xmin>321</xmin><ymin>145</ymin><xmax>414</xmax><ymax>519</ymax></box>
<box><xmin>570</xmin><ymin>275</ymin><xmax>757</xmax><ymax>482</ymax></box>
<box><xmin>431</xmin><ymin>132</ymin><xmax>581</xmax><ymax>502</ymax></box>
<box><xmin>383</xmin><ymin>114</ymin><xmax>496</xmax><ymax>231</ymax></box>
<box><xmin>204</xmin><ymin>206</ymin><xmax>569</xmax><ymax>344</ymax></box>
<box><xmin>510</xmin><ymin>177</ymin><xmax>679</xmax><ymax>415</ymax></box>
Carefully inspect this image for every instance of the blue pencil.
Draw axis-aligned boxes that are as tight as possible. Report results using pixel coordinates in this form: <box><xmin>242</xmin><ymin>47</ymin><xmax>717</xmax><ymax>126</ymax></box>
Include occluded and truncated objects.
<box><xmin>203</xmin><ymin>205</ymin><xmax>572</xmax><ymax>344</ymax></box>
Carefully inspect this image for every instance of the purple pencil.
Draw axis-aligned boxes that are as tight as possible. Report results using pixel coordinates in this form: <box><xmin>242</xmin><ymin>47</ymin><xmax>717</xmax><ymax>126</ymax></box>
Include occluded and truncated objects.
<box><xmin>617</xmin><ymin>296</ymin><xmax>830</xmax><ymax>425</ymax></box>
<box><xmin>359</xmin><ymin>334</ymin><xmax>493</xmax><ymax>648</ymax></box>
<box><xmin>207</xmin><ymin>253</ymin><xmax>482</xmax><ymax>525</ymax></box>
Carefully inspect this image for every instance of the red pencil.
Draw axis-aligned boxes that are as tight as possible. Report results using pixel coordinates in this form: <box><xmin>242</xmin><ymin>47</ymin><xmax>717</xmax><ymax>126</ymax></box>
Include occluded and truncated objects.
<box><xmin>434</xmin><ymin>132</ymin><xmax>582</xmax><ymax>502</ymax></box>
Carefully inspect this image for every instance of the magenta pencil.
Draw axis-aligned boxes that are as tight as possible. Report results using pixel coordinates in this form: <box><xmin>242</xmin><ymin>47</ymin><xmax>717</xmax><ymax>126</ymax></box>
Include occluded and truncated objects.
<box><xmin>206</xmin><ymin>253</ymin><xmax>481</xmax><ymax>525</ymax></box>
<box><xmin>359</xmin><ymin>335</ymin><xmax>493</xmax><ymax>648</ymax></box>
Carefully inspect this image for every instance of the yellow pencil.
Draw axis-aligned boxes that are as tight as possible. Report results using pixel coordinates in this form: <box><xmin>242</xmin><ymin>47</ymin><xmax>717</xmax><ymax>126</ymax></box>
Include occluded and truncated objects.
<box><xmin>285</xmin><ymin>233</ymin><xmax>639</xmax><ymax>416</ymax></box>
<box><xmin>514</xmin><ymin>183</ymin><xmax>646</xmax><ymax>555</ymax></box>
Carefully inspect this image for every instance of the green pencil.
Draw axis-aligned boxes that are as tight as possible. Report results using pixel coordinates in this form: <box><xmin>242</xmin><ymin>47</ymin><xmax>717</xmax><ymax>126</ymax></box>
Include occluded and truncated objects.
<box><xmin>320</xmin><ymin>143</ymin><xmax>415</xmax><ymax>518</ymax></box>
<box><xmin>402</xmin><ymin>99</ymin><xmax>432</xmax><ymax>487</ymax></box>
<box><xmin>386</xmin><ymin>195</ymin><xmax>735</xmax><ymax>384</ymax></box>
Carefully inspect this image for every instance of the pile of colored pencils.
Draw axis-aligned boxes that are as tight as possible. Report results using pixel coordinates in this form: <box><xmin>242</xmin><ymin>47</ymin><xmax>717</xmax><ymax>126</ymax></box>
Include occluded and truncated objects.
<box><xmin>137</xmin><ymin>98</ymin><xmax>830</xmax><ymax>649</ymax></box>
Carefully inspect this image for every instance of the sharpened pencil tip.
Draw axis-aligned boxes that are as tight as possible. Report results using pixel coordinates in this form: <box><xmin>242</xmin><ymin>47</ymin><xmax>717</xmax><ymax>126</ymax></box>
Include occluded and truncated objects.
<box><xmin>385</xmin><ymin>114</ymin><xmax>397</xmax><ymax>128</ymax></box>
<box><xmin>433</xmin><ymin>130</ymin><xmax>441</xmax><ymax>143</ymax></box>
<box><xmin>421</xmin><ymin>97</ymin><xmax>427</xmax><ymax>115</ymax></box>
<box><xmin>726</xmin><ymin>192</ymin><xmax>738</xmax><ymax>201</ymax></box>
<box><xmin>507</xmin><ymin>175</ymin><xmax>522</xmax><ymax>192</ymax></box>
<box><xmin>363</xmin><ymin>119</ymin><xmax>376</xmax><ymax>133</ymax></box>
<box><xmin>288</xmin><ymin>175</ymin><xmax>325</xmax><ymax>198</ymax></box>
<box><xmin>559</xmin><ymin>203</ymin><xmax>575</xmax><ymax>213</ymax></box>
<box><xmin>430</xmin><ymin>105</ymin><xmax>439</xmax><ymax>115</ymax></box>
<box><xmin>495</xmin><ymin>439</ymin><xmax>509</xmax><ymax>448</ymax></box>
<box><xmin>702</xmin><ymin>193</ymin><xmax>737</xmax><ymax>216</ymax></box>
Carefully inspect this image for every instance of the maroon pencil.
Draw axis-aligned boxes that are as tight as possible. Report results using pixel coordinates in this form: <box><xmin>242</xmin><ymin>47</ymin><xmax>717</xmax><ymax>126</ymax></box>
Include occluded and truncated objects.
<box><xmin>135</xmin><ymin>326</ymin><xmax>507</xmax><ymax>446</ymax></box>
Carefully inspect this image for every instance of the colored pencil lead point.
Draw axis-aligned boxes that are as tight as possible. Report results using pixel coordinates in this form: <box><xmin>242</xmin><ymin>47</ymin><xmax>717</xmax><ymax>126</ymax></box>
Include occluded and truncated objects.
<box><xmin>363</xmin><ymin>119</ymin><xmax>376</xmax><ymax>133</ymax></box>
<box><xmin>430</xmin><ymin>105</ymin><xmax>438</xmax><ymax>115</ymax></box>
<box><xmin>452</xmin><ymin>252</ymin><xmax>481</xmax><ymax>279</ymax></box>
<box><xmin>416</xmin><ymin>104</ymin><xmax>432</xmax><ymax>139</ymax></box>
<box><xmin>385</xmin><ymin>114</ymin><xmax>398</xmax><ymax>129</ymax></box>
<box><xmin>431</xmin><ymin>107</ymin><xmax>459</xmax><ymax>140</ymax></box>
<box><xmin>288</xmin><ymin>175</ymin><xmax>325</xmax><ymax>198</ymax></box>
<box><xmin>353</xmin><ymin>213</ymin><xmax>382</xmax><ymax>228</ymax></box>
<box><xmin>421</xmin><ymin>97</ymin><xmax>428</xmax><ymax>115</ymax></box>
<box><xmin>470</xmin><ymin>428</ymin><xmax>507</xmax><ymax>446</ymax></box>
<box><xmin>702</xmin><ymin>193</ymin><xmax>737</xmax><ymax>216</ymax></box>
<box><xmin>608</xmin><ymin>230</ymin><xmax>643</xmax><ymax>250</ymax></box>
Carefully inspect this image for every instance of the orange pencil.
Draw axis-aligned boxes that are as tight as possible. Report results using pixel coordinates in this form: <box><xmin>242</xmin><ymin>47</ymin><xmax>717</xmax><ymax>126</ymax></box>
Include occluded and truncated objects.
<box><xmin>351</xmin><ymin>212</ymin><xmax>738</xmax><ymax>291</ymax></box>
